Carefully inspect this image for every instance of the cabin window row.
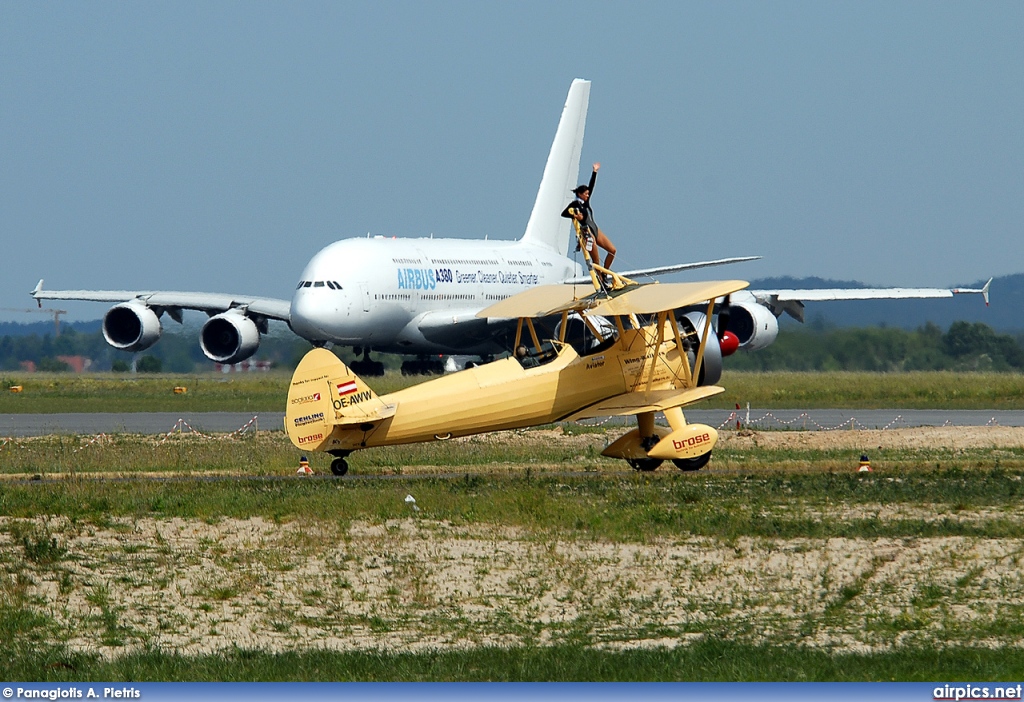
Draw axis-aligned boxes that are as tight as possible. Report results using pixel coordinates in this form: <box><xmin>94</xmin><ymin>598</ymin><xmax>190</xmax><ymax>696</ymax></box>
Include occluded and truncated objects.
<box><xmin>429</xmin><ymin>258</ymin><xmax>501</xmax><ymax>266</ymax></box>
<box><xmin>418</xmin><ymin>293</ymin><xmax>476</xmax><ymax>301</ymax></box>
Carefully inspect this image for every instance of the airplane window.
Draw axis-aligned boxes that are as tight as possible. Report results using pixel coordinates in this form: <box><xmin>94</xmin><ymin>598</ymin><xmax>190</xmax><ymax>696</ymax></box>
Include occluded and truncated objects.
<box><xmin>303</xmin><ymin>281</ymin><xmax>313</xmax><ymax>288</ymax></box>
<box><xmin>296</xmin><ymin>282</ymin><xmax>304</xmax><ymax>289</ymax></box>
<box><xmin>326</xmin><ymin>281</ymin><xmax>336</xmax><ymax>289</ymax></box>
<box><xmin>314</xmin><ymin>281</ymin><xmax>325</xmax><ymax>287</ymax></box>
<box><xmin>333</xmin><ymin>281</ymin><xmax>342</xmax><ymax>289</ymax></box>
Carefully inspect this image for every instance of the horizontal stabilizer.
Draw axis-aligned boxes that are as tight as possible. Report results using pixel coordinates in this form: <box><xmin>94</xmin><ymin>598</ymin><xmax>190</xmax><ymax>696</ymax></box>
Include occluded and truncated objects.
<box><xmin>563</xmin><ymin>256</ymin><xmax>761</xmax><ymax>285</ymax></box>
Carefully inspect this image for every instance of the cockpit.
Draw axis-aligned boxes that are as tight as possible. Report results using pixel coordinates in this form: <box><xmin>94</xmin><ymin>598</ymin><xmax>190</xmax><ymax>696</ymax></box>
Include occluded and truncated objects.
<box><xmin>296</xmin><ymin>280</ymin><xmax>344</xmax><ymax>290</ymax></box>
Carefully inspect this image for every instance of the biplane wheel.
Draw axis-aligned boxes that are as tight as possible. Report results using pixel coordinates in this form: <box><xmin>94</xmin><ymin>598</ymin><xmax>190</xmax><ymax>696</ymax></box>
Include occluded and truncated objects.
<box><xmin>672</xmin><ymin>452</ymin><xmax>712</xmax><ymax>472</ymax></box>
<box><xmin>627</xmin><ymin>458</ymin><xmax>663</xmax><ymax>472</ymax></box>
<box><xmin>330</xmin><ymin>457</ymin><xmax>349</xmax><ymax>476</ymax></box>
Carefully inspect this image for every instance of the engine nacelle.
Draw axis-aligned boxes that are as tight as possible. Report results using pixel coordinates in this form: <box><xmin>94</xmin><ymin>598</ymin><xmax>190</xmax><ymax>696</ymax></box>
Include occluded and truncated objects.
<box><xmin>722</xmin><ymin>301</ymin><xmax>779</xmax><ymax>352</ymax></box>
<box><xmin>200</xmin><ymin>310</ymin><xmax>261</xmax><ymax>364</ymax></box>
<box><xmin>678</xmin><ymin>311</ymin><xmax>723</xmax><ymax>386</ymax></box>
<box><xmin>103</xmin><ymin>300</ymin><xmax>162</xmax><ymax>352</ymax></box>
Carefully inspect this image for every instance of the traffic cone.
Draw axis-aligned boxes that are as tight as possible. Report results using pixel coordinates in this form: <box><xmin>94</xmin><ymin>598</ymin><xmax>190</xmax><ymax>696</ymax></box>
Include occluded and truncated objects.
<box><xmin>296</xmin><ymin>456</ymin><xmax>313</xmax><ymax>475</ymax></box>
<box><xmin>858</xmin><ymin>454</ymin><xmax>872</xmax><ymax>472</ymax></box>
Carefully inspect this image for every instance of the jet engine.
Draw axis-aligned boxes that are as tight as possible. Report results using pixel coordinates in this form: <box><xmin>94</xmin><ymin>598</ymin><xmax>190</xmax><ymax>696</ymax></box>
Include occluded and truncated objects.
<box><xmin>677</xmin><ymin>311</ymin><xmax>723</xmax><ymax>386</ymax></box>
<box><xmin>102</xmin><ymin>300</ymin><xmax>162</xmax><ymax>352</ymax></box>
<box><xmin>720</xmin><ymin>301</ymin><xmax>779</xmax><ymax>352</ymax></box>
<box><xmin>200</xmin><ymin>310</ymin><xmax>261</xmax><ymax>364</ymax></box>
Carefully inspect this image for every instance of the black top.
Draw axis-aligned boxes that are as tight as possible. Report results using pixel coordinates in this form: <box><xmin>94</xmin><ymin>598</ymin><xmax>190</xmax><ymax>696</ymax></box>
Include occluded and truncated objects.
<box><xmin>560</xmin><ymin>169</ymin><xmax>598</xmax><ymax>234</ymax></box>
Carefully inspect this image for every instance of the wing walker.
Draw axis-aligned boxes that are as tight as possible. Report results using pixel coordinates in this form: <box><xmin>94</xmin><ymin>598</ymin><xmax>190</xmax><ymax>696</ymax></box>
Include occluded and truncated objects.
<box><xmin>285</xmin><ymin>218</ymin><xmax>748</xmax><ymax>476</ymax></box>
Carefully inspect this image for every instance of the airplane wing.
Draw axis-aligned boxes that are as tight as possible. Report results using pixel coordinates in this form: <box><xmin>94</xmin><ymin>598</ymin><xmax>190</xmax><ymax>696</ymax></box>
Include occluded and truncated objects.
<box><xmin>566</xmin><ymin>385</ymin><xmax>726</xmax><ymax>421</ymax></box>
<box><xmin>745</xmin><ymin>278</ymin><xmax>992</xmax><ymax>322</ymax></box>
<box><xmin>562</xmin><ymin>256</ymin><xmax>761</xmax><ymax>285</ymax></box>
<box><xmin>30</xmin><ymin>280</ymin><xmax>291</xmax><ymax>322</ymax></box>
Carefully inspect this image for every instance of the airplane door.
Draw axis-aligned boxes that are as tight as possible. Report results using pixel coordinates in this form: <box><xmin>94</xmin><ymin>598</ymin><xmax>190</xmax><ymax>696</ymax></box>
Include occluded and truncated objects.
<box><xmin>359</xmin><ymin>283</ymin><xmax>370</xmax><ymax>312</ymax></box>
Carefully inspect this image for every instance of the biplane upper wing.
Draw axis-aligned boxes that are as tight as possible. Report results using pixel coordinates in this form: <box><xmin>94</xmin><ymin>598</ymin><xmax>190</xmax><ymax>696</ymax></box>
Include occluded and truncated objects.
<box><xmin>589</xmin><ymin>280</ymin><xmax>749</xmax><ymax>317</ymax></box>
<box><xmin>566</xmin><ymin>385</ymin><xmax>726</xmax><ymax>422</ymax></box>
<box><xmin>476</xmin><ymin>283</ymin><xmax>602</xmax><ymax>319</ymax></box>
<box><xmin>478</xmin><ymin>280</ymin><xmax>750</xmax><ymax>320</ymax></box>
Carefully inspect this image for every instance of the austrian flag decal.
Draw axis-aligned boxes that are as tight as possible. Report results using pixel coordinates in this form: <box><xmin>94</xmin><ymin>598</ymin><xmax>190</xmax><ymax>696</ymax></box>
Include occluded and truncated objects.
<box><xmin>336</xmin><ymin>380</ymin><xmax>359</xmax><ymax>397</ymax></box>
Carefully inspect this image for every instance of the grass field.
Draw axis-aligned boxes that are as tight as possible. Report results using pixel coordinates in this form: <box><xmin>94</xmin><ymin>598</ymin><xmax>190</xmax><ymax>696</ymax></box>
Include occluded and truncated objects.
<box><xmin>3</xmin><ymin>369</ymin><xmax>1024</xmax><ymax>413</ymax></box>
<box><xmin>3</xmin><ymin>426</ymin><xmax>1024</xmax><ymax>680</ymax></box>
<box><xmin>3</xmin><ymin>368</ymin><xmax>1024</xmax><ymax>679</ymax></box>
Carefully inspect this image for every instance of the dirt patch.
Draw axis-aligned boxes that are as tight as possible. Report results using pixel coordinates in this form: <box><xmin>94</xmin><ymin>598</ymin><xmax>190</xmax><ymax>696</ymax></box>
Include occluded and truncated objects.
<box><xmin>5</xmin><ymin>515</ymin><xmax>1024</xmax><ymax>657</ymax></box>
<box><xmin>430</xmin><ymin>425</ymin><xmax>1024</xmax><ymax>454</ymax></box>
<box><xmin>720</xmin><ymin>426</ymin><xmax>1024</xmax><ymax>452</ymax></box>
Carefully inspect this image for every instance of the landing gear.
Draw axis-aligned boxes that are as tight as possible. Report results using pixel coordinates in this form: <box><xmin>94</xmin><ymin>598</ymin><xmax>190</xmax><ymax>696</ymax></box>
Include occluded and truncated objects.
<box><xmin>627</xmin><ymin>457</ymin><xmax>663</xmax><ymax>472</ymax></box>
<box><xmin>672</xmin><ymin>452</ymin><xmax>712</xmax><ymax>472</ymax></box>
<box><xmin>330</xmin><ymin>457</ymin><xmax>349</xmax><ymax>476</ymax></box>
<box><xmin>630</xmin><ymin>434</ymin><xmax>662</xmax><ymax>472</ymax></box>
<box><xmin>400</xmin><ymin>356</ymin><xmax>445</xmax><ymax>375</ymax></box>
<box><xmin>328</xmin><ymin>450</ymin><xmax>351</xmax><ymax>477</ymax></box>
<box><xmin>350</xmin><ymin>347</ymin><xmax>384</xmax><ymax>376</ymax></box>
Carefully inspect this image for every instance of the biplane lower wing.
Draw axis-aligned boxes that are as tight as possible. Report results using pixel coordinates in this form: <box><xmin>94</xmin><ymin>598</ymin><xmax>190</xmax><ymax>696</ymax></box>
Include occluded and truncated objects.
<box><xmin>565</xmin><ymin>385</ymin><xmax>726</xmax><ymax>422</ymax></box>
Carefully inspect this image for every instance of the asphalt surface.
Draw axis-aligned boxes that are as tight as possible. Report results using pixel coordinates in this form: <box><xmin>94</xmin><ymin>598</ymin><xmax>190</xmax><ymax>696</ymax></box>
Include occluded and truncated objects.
<box><xmin>3</xmin><ymin>410</ymin><xmax>1024</xmax><ymax>437</ymax></box>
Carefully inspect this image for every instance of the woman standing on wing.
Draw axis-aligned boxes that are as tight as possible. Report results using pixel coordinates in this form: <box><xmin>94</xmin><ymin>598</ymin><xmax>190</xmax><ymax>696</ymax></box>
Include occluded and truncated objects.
<box><xmin>561</xmin><ymin>162</ymin><xmax>617</xmax><ymax>273</ymax></box>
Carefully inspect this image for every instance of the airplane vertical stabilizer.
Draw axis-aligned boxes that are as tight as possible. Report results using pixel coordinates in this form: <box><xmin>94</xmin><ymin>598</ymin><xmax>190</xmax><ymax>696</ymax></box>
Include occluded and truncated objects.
<box><xmin>521</xmin><ymin>79</ymin><xmax>590</xmax><ymax>255</ymax></box>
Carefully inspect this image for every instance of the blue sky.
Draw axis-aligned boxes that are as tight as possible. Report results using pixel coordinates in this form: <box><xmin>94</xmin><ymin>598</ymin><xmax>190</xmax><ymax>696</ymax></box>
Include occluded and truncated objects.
<box><xmin>2</xmin><ymin>1</ymin><xmax>1021</xmax><ymax>322</ymax></box>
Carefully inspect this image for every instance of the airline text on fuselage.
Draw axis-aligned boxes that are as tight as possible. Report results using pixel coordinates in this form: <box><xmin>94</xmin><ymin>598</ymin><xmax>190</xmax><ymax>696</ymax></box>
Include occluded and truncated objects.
<box><xmin>397</xmin><ymin>268</ymin><xmax>539</xmax><ymax>290</ymax></box>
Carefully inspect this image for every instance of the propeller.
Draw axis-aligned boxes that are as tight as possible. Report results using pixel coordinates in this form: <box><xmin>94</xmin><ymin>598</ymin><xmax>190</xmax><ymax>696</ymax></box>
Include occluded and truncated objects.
<box><xmin>717</xmin><ymin>295</ymin><xmax>740</xmax><ymax>357</ymax></box>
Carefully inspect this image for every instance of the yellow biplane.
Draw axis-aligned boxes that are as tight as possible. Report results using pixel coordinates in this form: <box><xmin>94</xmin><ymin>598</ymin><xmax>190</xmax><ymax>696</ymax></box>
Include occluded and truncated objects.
<box><xmin>285</xmin><ymin>258</ymin><xmax>749</xmax><ymax>475</ymax></box>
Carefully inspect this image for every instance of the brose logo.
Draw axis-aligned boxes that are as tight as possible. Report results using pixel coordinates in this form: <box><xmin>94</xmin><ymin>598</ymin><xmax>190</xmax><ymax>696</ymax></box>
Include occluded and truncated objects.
<box><xmin>293</xmin><ymin>412</ymin><xmax>325</xmax><ymax>427</ymax></box>
<box><xmin>290</xmin><ymin>392</ymin><xmax>321</xmax><ymax>405</ymax></box>
<box><xmin>673</xmin><ymin>433</ymin><xmax>710</xmax><ymax>451</ymax></box>
<box><xmin>298</xmin><ymin>433</ymin><xmax>323</xmax><ymax>445</ymax></box>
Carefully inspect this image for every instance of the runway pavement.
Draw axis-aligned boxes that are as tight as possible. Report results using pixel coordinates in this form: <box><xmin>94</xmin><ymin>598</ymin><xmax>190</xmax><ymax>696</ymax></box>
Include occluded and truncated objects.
<box><xmin>3</xmin><ymin>409</ymin><xmax>1024</xmax><ymax>437</ymax></box>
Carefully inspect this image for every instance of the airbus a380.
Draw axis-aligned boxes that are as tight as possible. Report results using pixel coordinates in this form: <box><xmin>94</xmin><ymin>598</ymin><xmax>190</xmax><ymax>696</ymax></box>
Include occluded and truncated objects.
<box><xmin>31</xmin><ymin>79</ymin><xmax>989</xmax><ymax>375</ymax></box>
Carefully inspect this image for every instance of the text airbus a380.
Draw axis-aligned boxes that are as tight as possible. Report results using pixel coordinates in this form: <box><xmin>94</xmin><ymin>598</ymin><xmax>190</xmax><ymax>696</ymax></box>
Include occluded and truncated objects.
<box><xmin>31</xmin><ymin>79</ymin><xmax>989</xmax><ymax>374</ymax></box>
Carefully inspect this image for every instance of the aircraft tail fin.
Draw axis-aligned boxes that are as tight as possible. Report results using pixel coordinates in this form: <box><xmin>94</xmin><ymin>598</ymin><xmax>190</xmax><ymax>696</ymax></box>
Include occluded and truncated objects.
<box><xmin>521</xmin><ymin>79</ymin><xmax>590</xmax><ymax>255</ymax></box>
<box><xmin>285</xmin><ymin>348</ymin><xmax>394</xmax><ymax>451</ymax></box>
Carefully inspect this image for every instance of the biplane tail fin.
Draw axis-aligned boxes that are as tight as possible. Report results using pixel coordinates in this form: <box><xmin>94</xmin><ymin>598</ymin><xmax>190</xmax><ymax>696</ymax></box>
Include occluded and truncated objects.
<box><xmin>285</xmin><ymin>348</ymin><xmax>394</xmax><ymax>451</ymax></box>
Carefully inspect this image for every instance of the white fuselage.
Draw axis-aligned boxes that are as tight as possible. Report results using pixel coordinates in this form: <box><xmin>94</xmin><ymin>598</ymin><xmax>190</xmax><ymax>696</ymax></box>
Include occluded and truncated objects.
<box><xmin>289</xmin><ymin>236</ymin><xmax>581</xmax><ymax>354</ymax></box>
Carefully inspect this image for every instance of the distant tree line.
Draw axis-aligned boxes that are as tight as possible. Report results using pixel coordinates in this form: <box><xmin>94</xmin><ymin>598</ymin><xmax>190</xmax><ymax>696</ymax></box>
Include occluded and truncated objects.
<box><xmin>726</xmin><ymin>321</ymin><xmax>1024</xmax><ymax>372</ymax></box>
<box><xmin>0</xmin><ymin>327</ymin><xmax>314</xmax><ymax>373</ymax></box>
<box><xmin>2</xmin><ymin>321</ymin><xmax>1023</xmax><ymax>373</ymax></box>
